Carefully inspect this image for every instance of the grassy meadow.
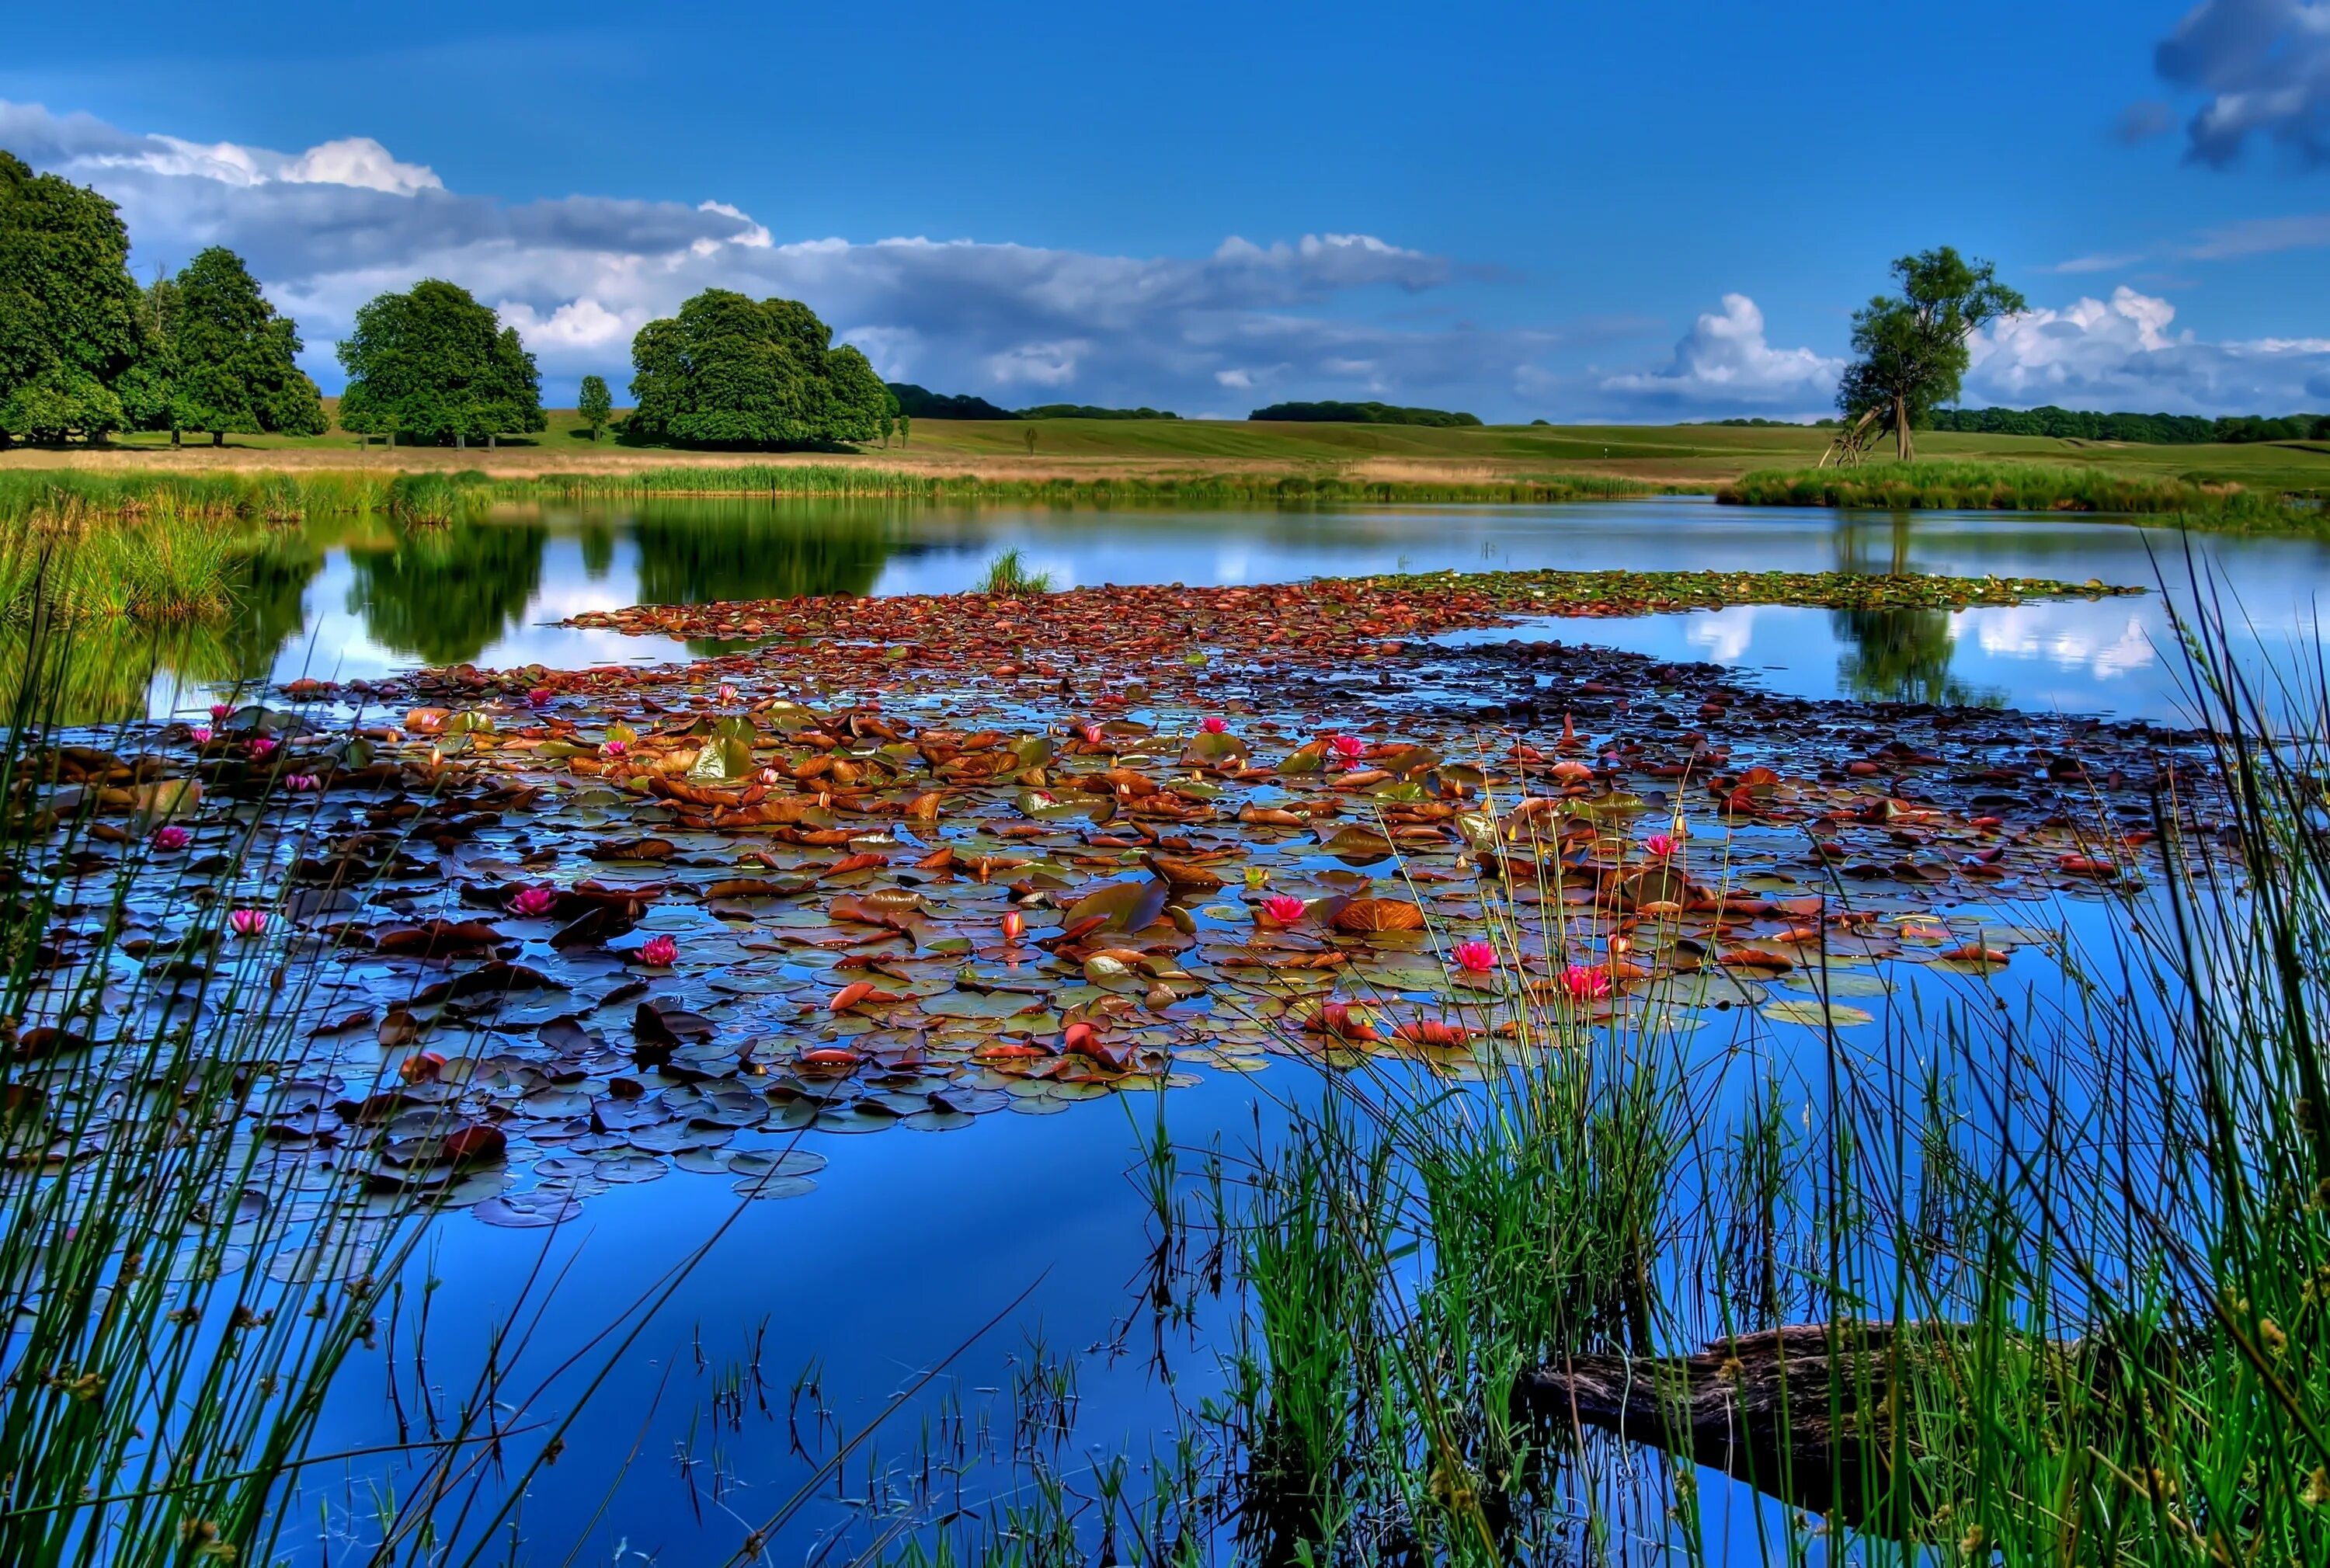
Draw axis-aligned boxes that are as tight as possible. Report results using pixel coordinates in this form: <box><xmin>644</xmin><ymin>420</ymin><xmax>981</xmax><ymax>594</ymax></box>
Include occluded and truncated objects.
<box><xmin>14</xmin><ymin>406</ymin><xmax>2329</xmax><ymax>495</ymax></box>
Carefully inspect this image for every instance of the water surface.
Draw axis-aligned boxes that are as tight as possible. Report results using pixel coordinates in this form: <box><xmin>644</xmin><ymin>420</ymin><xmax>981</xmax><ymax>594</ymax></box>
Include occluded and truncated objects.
<box><xmin>137</xmin><ymin>496</ymin><xmax>2330</xmax><ymax>727</ymax></box>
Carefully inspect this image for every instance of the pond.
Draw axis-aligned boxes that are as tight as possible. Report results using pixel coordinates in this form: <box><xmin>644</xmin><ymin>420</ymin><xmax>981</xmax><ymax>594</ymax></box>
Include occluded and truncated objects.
<box><xmin>19</xmin><ymin>495</ymin><xmax>2314</xmax><ymax>1565</ymax></box>
<box><xmin>99</xmin><ymin>495</ymin><xmax>2330</xmax><ymax>725</ymax></box>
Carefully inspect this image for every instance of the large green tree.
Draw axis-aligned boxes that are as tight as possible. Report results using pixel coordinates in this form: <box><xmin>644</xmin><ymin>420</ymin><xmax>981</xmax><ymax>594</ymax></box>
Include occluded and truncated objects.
<box><xmin>1838</xmin><ymin>247</ymin><xmax>2025</xmax><ymax>461</ymax></box>
<box><xmin>626</xmin><ymin>289</ymin><xmax>899</xmax><ymax>448</ymax></box>
<box><xmin>336</xmin><ymin>280</ymin><xmax>545</xmax><ymax>448</ymax></box>
<box><xmin>0</xmin><ymin>151</ymin><xmax>144</xmax><ymax>443</ymax></box>
<box><xmin>163</xmin><ymin>248</ymin><xmax>327</xmax><ymax>445</ymax></box>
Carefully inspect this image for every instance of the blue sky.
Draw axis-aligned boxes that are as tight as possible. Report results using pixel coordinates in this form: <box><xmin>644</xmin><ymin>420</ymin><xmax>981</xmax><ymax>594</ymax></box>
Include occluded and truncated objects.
<box><xmin>6</xmin><ymin>0</ymin><xmax>2329</xmax><ymax>419</ymax></box>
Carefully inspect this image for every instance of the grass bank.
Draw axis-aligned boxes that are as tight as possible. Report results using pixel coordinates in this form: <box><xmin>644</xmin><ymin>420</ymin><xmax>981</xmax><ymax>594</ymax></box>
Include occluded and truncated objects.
<box><xmin>21</xmin><ymin>413</ymin><xmax>2330</xmax><ymax>490</ymax></box>
<box><xmin>0</xmin><ymin>464</ymin><xmax>1669</xmax><ymax>522</ymax></box>
<box><xmin>1719</xmin><ymin>459</ymin><xmax>2324</xmax><ymax>526</ymax></box>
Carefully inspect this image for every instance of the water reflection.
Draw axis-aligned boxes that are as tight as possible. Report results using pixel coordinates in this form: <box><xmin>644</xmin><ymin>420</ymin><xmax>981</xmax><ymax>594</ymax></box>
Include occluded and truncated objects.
<box><xmin>1829</xmin><ymin>512</ymin><xmax>2000</xmax><ymax>706</ymax></box>
<box><xmin>75</xmin><ymin>495</ymin><xmax>2323</xmax><ymax>723</ymax></box>
<box><xmin>345</xmin><ymin>524</ymin><xmax>549</xmax><ymax>666</ymax></box>
<box><xmin>627</xmin><ymin>502</ymin><xmax>901</xmax><ymax>653</ymax></box>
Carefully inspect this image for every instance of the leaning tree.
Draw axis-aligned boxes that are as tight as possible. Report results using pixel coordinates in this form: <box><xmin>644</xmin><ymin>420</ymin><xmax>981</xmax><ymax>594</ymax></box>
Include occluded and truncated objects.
<box><xmin>1826</xmin><ymin>247</ymin><xmax>2024</xmax><ymax>466</ymax></box>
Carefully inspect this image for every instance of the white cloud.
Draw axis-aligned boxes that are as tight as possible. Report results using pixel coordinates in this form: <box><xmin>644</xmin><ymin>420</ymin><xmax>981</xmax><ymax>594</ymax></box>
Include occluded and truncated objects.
<box><xmin>0</xmin><ymin>99</ymin><xmax>1582</xmax><ymax>412</ymax></box>
<box><xmin>1967</xmin><ymin>285</ymin><xmax>2330</xmax><ymax>411</ymax></box>
<box><xmin>1599</xmin><ymin>294</ymin><xmax>1843</xmax><ymax>414</ymax></box>
<box><xmin>2154</xmin><ymin>0</ymin><xmax>2330</xmax><ymax>166</ymax></box>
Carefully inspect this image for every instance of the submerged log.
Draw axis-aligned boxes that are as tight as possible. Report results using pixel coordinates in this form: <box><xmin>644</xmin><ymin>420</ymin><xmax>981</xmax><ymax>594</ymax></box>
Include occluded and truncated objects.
<box><xmin>1514</xmin><ymin>1320</ymin><xmax>2081</xmax><ymax>1525</ymax></box>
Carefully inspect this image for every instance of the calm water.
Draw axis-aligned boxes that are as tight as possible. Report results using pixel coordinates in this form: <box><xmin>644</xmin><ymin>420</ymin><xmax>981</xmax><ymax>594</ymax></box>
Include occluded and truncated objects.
<box><xmin>106</xmin><ymin>495</ymin><xmax>2330</xmax><ymax>726</ymax></box>
<box><xmin>91</xmin><ymin>499</ymin><xmax>2329</xmax><ymax>1560</ymax></box>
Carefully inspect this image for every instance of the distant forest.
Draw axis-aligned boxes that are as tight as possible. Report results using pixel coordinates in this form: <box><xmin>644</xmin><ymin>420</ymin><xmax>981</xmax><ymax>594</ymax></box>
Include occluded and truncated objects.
<box><xmin>885</xmin><ymin>383</ymin><xmax>1180</xmax><ymax>421</ymax></box>
<box><xmin>1925</xmin><ymin>405</ymin><xmax>2329</xmax><ymax>444</ymax></box>
<box><xmin>1247</xmin><ymin>400</ymin><xmax>1483</xmax><ymax>427</ymax></box>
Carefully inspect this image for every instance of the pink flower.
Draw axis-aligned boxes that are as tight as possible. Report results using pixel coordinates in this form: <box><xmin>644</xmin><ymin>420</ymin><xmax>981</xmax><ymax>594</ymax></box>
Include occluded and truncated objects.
<box><xmin>718</xmin><ymin>683</ymin><xmax>739</xmax><ymax>704</ymax></box>
<box><xmin>1328</xmin><ymin>734</ymin><xmax>1365</xmax><ymax>762</ymax></box>
<box><xmin>1262</xmin><ymin>894</ymin><xmax>1307</xmax><ymax>926</ymax></box>
<box><xmin>1200</xmin><ymin>716</ymin><xmax>1229</xmax><ymax>734</ymax></box>
<box><xmin>190</xmin><ymin>726</ymin><xmax>214</xmax><ymax>746</ymax></box>
<box><xmin>284</xmin><ymin>774</ymin><xmax>320</xmax><ymax>792</ymax></box>
<box><xmin>1452</xmin><ymin>940</ymin><xmax>1497</xmax><ymax>974</ymax></box>
<box><xmin>1080</xmin><ymin>723</ymin><xmax>1104</xmax><ymax>746</ymax></box>
<box><xmin>247</xmin><ymin>736</ymin><xmax>277</xmax><ymax>760</ymax></box>
<box><xmin>526</xmin><ymin>687</ymin><xmax>554</xmax><ymax>708</ymax></box>
<box><xmin>756</xmin><ymin>767</ymin><xmax>782</xmax><ymax>785</ymax></box>
<box><xmin>208</xmin><ymin>702</ymin><xmax>232</xmax><ymax>721</ymax></box>
<box><xmin>601</xmin><ymin>739</ymin><xmax>628</xmax><ymax>758</ymax></box>
<box><xmin>1562</xmin><ymin>964</ymin><xmax>1612</xmax><ymax>1001</ymax></box>
<box><xmin>1644</xmin><ymin>833</ymin><xmax>1678</xmax><ymax>859</ymax></box>
<box><xmin>228</xmin><ymin>909</ymin><xmax>269</xmax><ymax>938</ymax></box>
<box><xmin>151</xmin><ymin>825</ymin><xmax>190</xmax><ymax>852</ymax></box>
<box><xmin>509</xmin><ymin>885</ymin><xmax>558</xmax><ymax>918</ymax></box>
<box><xmin>638</xmin><ymin>933</ymin><xmax>678</xmax><ymax>966</ymax></box>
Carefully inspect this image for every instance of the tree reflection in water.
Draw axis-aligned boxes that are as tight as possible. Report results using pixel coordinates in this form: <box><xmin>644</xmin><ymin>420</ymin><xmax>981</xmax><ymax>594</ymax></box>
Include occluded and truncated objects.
<box><xmin>626</xmin><ymin>502</ymin><xmax>901</xmax><ymax>654</ymax></box>
<box><xmin>1830</xmin><ymin>511</ymin><xmax>2001</xmax><ymax>707</ymax></box>
<box><xmin>346</xmin><ymin>523</ymin><xmax>548</xmax><ymax>667</ymax></box>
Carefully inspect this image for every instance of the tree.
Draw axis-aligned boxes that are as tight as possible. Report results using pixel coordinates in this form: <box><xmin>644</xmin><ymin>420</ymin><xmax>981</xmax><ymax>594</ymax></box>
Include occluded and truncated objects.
<box><xmin>0</xmin><ymin>151</ymin><xmax>144</xmax><ymax>444</ymax></box>
<box><xmin>625</xmin><ymin>289</ymin><xmax>896</xmax><ymax>448</ymax></box>
<box><xmin>577</xmin><ymin>374</ymin><xmax>613</xmax><ymax>440</ymax></box>
<box><xmin>1838</xmin><ymin>248</ymin><xmax>2025</xmax><ymax>461</ymax></box>
<box><xmin>117</xmin><ymin>273</ymin><xmax>182</xmax><ymax>444</ymax></box>
<box><xmin>336</xmin><ymin>280</ymin><xmax>545</xmax><ymax>448</ymax></box>
<box><xmin>163</xmin><ymin>248</ymin><xmax>326</xmax><ymax>445</ymax></box>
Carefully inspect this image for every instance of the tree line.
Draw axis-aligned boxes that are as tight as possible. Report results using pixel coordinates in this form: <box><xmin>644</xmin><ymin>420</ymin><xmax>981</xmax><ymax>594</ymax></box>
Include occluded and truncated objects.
<box><xmin>1</xmin><ymin>150</ymin><xmax>900</xmax><ymax>452</ymax></box>
<box><xmin>1926</xmin><ymin>405</ymin><xmax>2328</xmax><ymax>445</ymax></box>
<box><xmin>885</xmin><ymin>383</ymin><xmax>1181</xmax><ymax>421</ymax></box>
<box><xmin>1249</xmin><ymin>400</ymin><xmax>1483</xmax><ymax>427</ymax></box>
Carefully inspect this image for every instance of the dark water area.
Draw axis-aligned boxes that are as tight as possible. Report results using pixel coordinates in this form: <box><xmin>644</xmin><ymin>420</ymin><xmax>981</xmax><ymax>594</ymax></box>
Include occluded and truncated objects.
<box><xmin>32</xmin><ymin>497</ymin><xmax>2307</xmax><ymax>1563</ymax></box>
<box><xmin>73</xmin><ymin>494</ymin><xmax>2330</xmax><ymax>728</ymax></box>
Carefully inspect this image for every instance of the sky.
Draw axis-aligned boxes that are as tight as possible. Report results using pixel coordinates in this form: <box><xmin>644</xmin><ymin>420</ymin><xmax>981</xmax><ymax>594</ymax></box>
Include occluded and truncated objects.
<box><xmin>5</xmin><ymin>0</ymin><xmax>2330</xmax><ymax>421</ymax></box>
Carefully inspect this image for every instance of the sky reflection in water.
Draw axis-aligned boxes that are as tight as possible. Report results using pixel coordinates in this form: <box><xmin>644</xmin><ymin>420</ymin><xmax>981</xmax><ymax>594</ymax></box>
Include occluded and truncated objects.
<box><xmin>169</xmin><ymin>496</ymin><xmax>2330</xmax><ymax>728</ymax></box>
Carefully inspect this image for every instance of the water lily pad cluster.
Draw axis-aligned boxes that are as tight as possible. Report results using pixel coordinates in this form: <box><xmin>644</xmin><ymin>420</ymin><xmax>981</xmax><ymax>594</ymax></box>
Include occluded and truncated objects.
<box><xmin>5</xmin><ymin>568</ymin><xmax>2200</xmax><ymax>1250</ymax></box>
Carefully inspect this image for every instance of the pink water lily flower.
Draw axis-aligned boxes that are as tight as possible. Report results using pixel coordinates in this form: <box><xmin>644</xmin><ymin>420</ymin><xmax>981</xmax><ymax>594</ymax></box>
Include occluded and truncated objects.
<box><xmin>190</xmin><ymin>726</ymin><xmax>214</xmax><ymax>746</ymax></box>
<box><xmin>526</xmin><ymin>687</ymin><xmax>554</xmax><ymax>708</ymax></box>
<box><xmin>1200</xmin><ymin>716</ymin><xmax>1229</xmax><ymax>734</ymax></box>
<box><xmin>228</xmin><ymin>909</ymin><xmax>269</xmax><ymax>938</ymax></box>
<box><xmin>1562</xmin><ymin>964</ymin><xmax>1612</xmax><ymax>1001</ymax></box>
<box><xmin>247</xmin><ymin>736</ymin><xmax>277</xmax><ymax>760</ymax></box>
<box><xmin>208</xmin><ymin>702</ymin><xmax>232</xmax><ymax>721</ymax></box>
<box><xmin>1262</xmin><ymin>894</ymin><xmax>1307</xmax><ymax>925</ymax></box>
<box><xmin>601</xmin><ymin>739</ymin><xmax>628</xmax><ymax>757</ymax></box>
<box><xmin>1080</xmin><ymin>723</ymin><xmax>1104</xmax><ymax>746</ymax></box>
<box><xmin>151</xmin><ymin>825</ymin><xmax>190</xmax><ymax>852</ymax></box>
<box><xmin>1644</xmin><ymin>833</ymin><xmax>1678</xmax><ymax>859</ymax></box>
<box><xmin>1328</xmin><ymin>734</ymin><xmax>1365</xmax><ymax>761</ymax></box>
<box><xmin>638</xmin><ymin>933</ymin><xmax>678</xmax><ymax>966</ymax></box>
<box><xmin>509</xmin><ymin>885</ymin><xmax>558</xmax><ymax>918</ymax></box>
<box><xmin>284</xmin><ymin>774</ymin><xmax>320</xmax><ymax>792</ymax></box>
<box><xmin>1452</xmin><ymin>940</ymin><xmax>1498</xmax><ymax>974</ymax></box>
<box><xmin>718</xmin><ymin>683</ymin><xmax>739</xmax><ymax>704</ymax></box>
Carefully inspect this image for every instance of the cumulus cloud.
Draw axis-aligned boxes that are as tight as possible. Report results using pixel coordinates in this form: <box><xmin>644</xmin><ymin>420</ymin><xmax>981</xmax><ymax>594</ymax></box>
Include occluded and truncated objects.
<box><xmin>1598</xmin><ymin>294</ymin><xmax>1842</xmax><ymax>415</ymax></box>
<box><xmin>2154</xmin><ymin>0</ymin><xmax>2330</xmax><ymax>165</ymax></box>
<box><xmin>0</xmin><ymin>99</ymin><xmax>1570</xmax><ymax>412</ymax></box>
<box><xmin>1966</xmin><ymin>285</ymin><xmax>2330</xmax><ymax>412</ymax></box>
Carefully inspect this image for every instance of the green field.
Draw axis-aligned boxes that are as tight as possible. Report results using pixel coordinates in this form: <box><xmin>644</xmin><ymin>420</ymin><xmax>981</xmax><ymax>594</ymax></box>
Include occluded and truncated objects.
<box><xmin>23</xmin><ymin>409</ymin><xmax>2330</xmax><ymax>495</ymax></box>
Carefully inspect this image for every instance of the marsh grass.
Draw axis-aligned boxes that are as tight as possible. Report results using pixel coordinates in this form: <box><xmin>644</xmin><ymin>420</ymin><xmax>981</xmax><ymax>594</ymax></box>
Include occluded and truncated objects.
<box><xmin>1719</xmin><ymin>459</ymin><xmax>2319</xmax><ymax>525</ymax></box>
<box><xmin>995</xmin><ymin>606</ymin><xmax>2325</xmax><ymax>1567</ymax></box>
<box><xmin>978</xmin><ymin>548</ymin><xmax>1053</xmax><ymax>596</ymax></box>
<box><xmin>0</xmin><ymin>502</ymin><xmax>249</xmax><ymax>626</ymax></box>
<box><xmin>0</xmin><ymin>598</ymin><xmax>437</xmax><ymax>1566</ymax></box>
